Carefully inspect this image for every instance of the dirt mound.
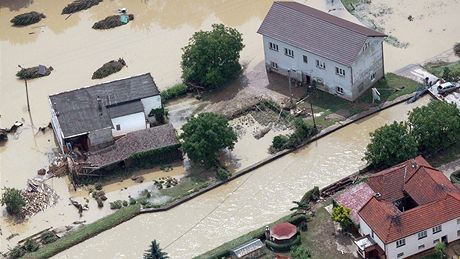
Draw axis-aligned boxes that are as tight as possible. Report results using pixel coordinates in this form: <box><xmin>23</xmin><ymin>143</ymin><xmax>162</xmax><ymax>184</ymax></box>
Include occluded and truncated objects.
<box><xmin>92</xmin><ymin>14</ymin><xmax>134</xmax><ymax>30</ymax></box>
<box><xmin>16</xmin><ymin>65</ymin><xmax>53</xmax><ymax>79</ymax></box>
<box><xmin>10</xmin><ymin>11</ymin><xmax>46</xmax><ymax>26</ymax></box>
<box><xmin>92</xmin><ymin>58</ymin><xmax>127</xmax><ymax>79</ymax></box>
<box><xmin>62</xmin><ymin>0</ymin><xmax>102</xmax><ymax>14</ymax></box>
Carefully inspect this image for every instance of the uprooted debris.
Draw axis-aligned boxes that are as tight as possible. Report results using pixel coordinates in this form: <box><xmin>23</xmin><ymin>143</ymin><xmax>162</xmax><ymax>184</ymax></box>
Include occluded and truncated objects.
<box><xmin>0</xmin><ymin>129</ymin><xmax>7</xmax><ymax>142</ymax></box>
<box><xmin>92</xmin><ymin>14</ymin><xmax>134</xmax><ymax>30</ymax></box>
<box><xmin>0</xmin><ymin>121</ymin><xmax>23</xmax><ymax>142</ymax></box>
<box><xmin>48</xmin><ymin>156</ymin><xmax>70</xmax><ymax>177</ymax></box>
<box><xmin>22</xmin><ymin>179</ymin><xmax>59</xmax><ymax>217</ymax></box>
<box><xmin>62</xmin><ymin>0</ymin><xmax>102</xmax><ymax>14</ymax></box>
<box><xmin>153</xmin><ymin>176</ymin><xmax>178</xmax><ymax>190</ymax></box>
<box><xmin>69</xmin><ymin>198</ymin><xmax>87</xmax><ymax>216</ymax></box>
<box><xmin>16</xmin><ymin>65</ymin><xmax>53</xmax><ymax>80</ymax></box>
<box><xmin>10</xmin><ymin>11</ymin><xmax>46</xmax><ymax>26</ymax></box>
<box><xmin>92</xmin><ymin>58</ymin><xmax>127</xmax><ymax>79</ymax></box>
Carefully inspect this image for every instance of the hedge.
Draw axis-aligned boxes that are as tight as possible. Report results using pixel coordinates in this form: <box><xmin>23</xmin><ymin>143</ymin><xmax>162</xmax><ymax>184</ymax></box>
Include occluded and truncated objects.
<box><xmin>161</xmin><ymin>83</ymin><xmax>188</xmax><ymax>102</ymax></box>
<box><xmin>129</xmin><ymin>144</ymin><xmax>182</xmax><ymax>168</ymax></box>
<box><xmin>265</xmin><ymin>234</ymin><xmax>301</xmax><ymax>252</ymax></box>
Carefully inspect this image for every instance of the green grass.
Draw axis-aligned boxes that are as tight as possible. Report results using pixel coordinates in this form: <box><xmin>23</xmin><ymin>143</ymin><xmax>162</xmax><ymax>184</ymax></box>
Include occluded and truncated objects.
<box><xmin>341</xmin><ymin>0</ymin><xmax>364</xmax><ymax>12</ymax></box>
<box><xmin>424</xmin><ymin>60</ymin><xmax>460</xmax><ymax>79</ymax></box>
<box><xmin>25</xmin><ymin>204</ymin><xmax>141</xmax><ymax>258</ymax></box>
<box><xmin>160</xmin><ymin>177</ymin><xmax>212</xmax><ymax>201</ymax></box>
<box><xmin>356</xmin><ymin>73</ymin><xmax>421</xmax><ymax>103</ymax></box>
<box><xmin>161</xmin><ymin>83</ymin><xmax>188</xmax><ymax>102</ymax></box>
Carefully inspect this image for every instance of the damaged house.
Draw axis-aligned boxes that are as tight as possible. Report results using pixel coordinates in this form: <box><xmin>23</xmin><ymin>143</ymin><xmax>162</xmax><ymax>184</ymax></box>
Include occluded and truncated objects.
<box><xmin>49</xmin><ymin>73</ymin><xmax>163</xmax><ymax>152</ymax></box>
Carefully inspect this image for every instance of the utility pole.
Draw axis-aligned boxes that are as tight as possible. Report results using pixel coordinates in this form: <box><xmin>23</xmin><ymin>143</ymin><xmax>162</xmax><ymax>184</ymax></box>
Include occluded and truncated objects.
<box><xmin>18</xmin><ymin>65</ymin><xmax>30</xmax><ymax>112</ymax></box>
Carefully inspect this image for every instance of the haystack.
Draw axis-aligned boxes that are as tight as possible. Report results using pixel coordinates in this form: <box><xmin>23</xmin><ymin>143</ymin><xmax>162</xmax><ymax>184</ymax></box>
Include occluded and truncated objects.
<box><xmin>92</xmin><ymin>14</ymin><xmax>134</xmax><ymax>30</ymax></box>
<box><xmin>10</xmin><ymin>11</ymin><xmax>46</xmax><ymax>26</ymax></box>
<box><xmin>92</xmin><ymin>58</ymin><xmax>127</xmax><ymax>79</ymax></box>
<box><xmin>62</xmin><ymin>0</ymin><xmax>102</xmax><ymax>14</ymax></box>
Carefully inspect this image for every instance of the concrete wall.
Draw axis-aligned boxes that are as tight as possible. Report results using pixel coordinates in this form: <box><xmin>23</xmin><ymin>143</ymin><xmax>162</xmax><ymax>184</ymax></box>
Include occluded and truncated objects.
<box><xmin>111</xmin><ymin>112</ymin><xmax>147</xmax><ymax>137</ymax></box>
<box><xmin>359</xmin><ymin>216</ymin><xmax>386</xmax><ymax>253</ymax></box>
<box><xmin>263</xmin><ymin>35</ymin><xmax>353</xmax><ymax>99</ymax></box>
<box><xmin>386</xmin><ymin>217</ymin><xmax>460</xmax><ymax>259</ymax></box>
<box><xmin>88</xmin><ymin>127</ymin><xmax>113</xmax><ymax>150</ymax></box>
<box><xmin>49</xmin><ymin>98</ymin><xmax>65</xmax><ymax>152</ymax></box>
<box><xmin>350</xmin><ymin>37</ymin><xmax>385</xmax><ymax>99</ymax></box>
<box><xmin>141</xmin><ymin>95</ymin><xmax>162</xmax><ymax>118</ymax></box>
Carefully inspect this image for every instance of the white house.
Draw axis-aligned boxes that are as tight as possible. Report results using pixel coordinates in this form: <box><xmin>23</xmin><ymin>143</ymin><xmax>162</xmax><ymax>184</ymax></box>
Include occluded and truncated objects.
<box><xmin>349</xmin><ymin>156</ymin><xmax>460</xmax><ymax>259</ymax></box>
<box><xmin>49</xmin><ymin>73</ymin><xmax>162</xmax><ymax>152</ymax></box>
<box><xmin>257</xmin><ymin>2</ymin><xmax>387</xmax><ymax>101</ymax></box>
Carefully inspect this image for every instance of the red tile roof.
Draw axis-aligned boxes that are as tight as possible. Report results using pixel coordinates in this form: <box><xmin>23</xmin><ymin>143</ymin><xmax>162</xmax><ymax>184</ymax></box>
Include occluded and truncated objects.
<box><xmin>359</xmin><ymin>156</ymin><xmax>460</xmax><ymax>243</ymax></box>
<box><xmin>257</xmin><ymin>2</ymin><xmax>386</xmax><ymax>66</ymax></box>
<box><xmin>270</xmin><ymin>222</ymin><xmax>297</xmax><ymax>240</ymax></box>
<box><xmin>336</xmin><ymin>182</ymin><xmax>375</xmax><ymax>223</ymax></box>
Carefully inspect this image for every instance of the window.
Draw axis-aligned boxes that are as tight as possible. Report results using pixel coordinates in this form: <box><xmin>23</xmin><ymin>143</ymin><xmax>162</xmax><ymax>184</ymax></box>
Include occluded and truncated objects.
<box><xmin>116</xmin><ymin>124</ymin><xmax>121</xmax><ymax>131</ymax></box>
<box><xmin>303</xmin><ymin>55</ymin><xmax>308</xmax><ymax>63</ymax></box>
<box><xmin>363</xmin><ymin>42</ymin><xmax>370</xmax><ymax>51</ymax></box>
<box><xmin>418</xmin><ymin>244</ymin><xmax>425</xmax><ymax>250</ymax></box>
<box><xmin>269</xmin><ymin>42</ymin><xmax>279</xmax><ymax>51</ymax></box>
<box><xmin>316</xmin><ymin>60</ymin><xmax>326</xmax><ymax>69</ymax></box>
<box><xmin>433</xmin><ymin>225</ymin><xmax>442</xmax><ymax>234</ymax></box>
<box><xmin>271</xmin><ymin>61</ymin><xmax>278</xmax><ymax>70</ymax></box>
<box><xmin>457</xmin><ymin>218</ymin><xmax>460</xmax><ymax>224</ymax></box>
<box><xmin>457</xmin><ymin>230</ymin><xmax>460</xmax><ymax>237</ymax></box>
<box><xmin>418</xmin><ymin>230</ymin><xmax>427</xmax><ymax>239</ymax></box>
<box><xmin>336</xmin><ymin>86</ymin><xmax>344</xmax><ymax>95</ymax></box>
<box><xmin>284</xmin><ymin>48</ymin><xmax>294</xmax><ymax>57</ymax></box>
<box><xmin>397</xmin><ymin>252</ymin><xmax>404</xmax><ymax>258</ymax></box>
<box><xmin>336</xmin><ymin>67</ymin><xmax>346</xmax><ymax>76</ymax></box>
<box><xmin>396</xmin><ymin>238</ymin><xmax>406</xmax><ymax>248</ymax></box>
<box><xmin>370</xmin><ymin>72</ymin><xmax>376</xmax><ymax>81</ymax></box>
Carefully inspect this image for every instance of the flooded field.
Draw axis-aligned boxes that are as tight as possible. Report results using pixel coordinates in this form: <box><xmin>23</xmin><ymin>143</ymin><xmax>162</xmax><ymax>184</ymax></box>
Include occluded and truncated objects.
<box><xmin>56</xmin><ymin>96</ymin><xmax>431</xmax><ymax>258</ymax></box>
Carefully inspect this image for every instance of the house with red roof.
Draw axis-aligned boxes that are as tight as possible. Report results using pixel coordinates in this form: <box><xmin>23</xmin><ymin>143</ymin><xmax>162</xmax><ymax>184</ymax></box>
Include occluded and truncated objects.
<box><xmin>353</xmin><ymin>156</ymin><xmax>460</xmax><ymax>259</ymax></box>
<box><xmin>257</xmin><ymin>2</ymin><xmax>386</xmax><ymax>101</ymax></box>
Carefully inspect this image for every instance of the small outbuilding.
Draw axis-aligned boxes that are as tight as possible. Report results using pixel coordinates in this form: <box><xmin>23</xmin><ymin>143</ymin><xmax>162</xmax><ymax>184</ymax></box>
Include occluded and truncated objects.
<box><xmin>269</xmin><ymin>222</ymin><xmax>298</xmax><ymax>244</ymax></box>
<box><xmin>230</xmin><ymin>239</ymin><xmax>266</xmax><ymax>259</ymax></box>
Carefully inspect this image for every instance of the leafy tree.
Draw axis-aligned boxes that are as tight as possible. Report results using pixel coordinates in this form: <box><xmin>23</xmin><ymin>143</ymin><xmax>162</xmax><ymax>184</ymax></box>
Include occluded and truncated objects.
<box><xmin>181</xmin><ymin>23</ymin><xmax>244</xmax><ymax>89</ymax></box>
<box><xmin>9</xmin><ymin>245</ymin><xmax>26</xmax><ymax>259</ymax></box>
<box><xmin>408</xmin><ymin>100</ymin><xmax>460</xmax><ymax>154</ymax></box>
<box><xmin>331</xmin><ymin>204</ymin><xmax>353</xmax><ymax>232</ymax></box>
<box><xmin>364</xmin><ymin>121</ymin><xmax>418</xmax><ymax>168</ymax></box>
<box><xmin>180</xmin><ymin>112</ymin><xmax>237</xmax><ymax>167</ymax></box>
<box><xmin>144</xmin><ymin>240</ymin><xmax>168</xmax><ymax>259</ymax></box>
<box><xmin>291</xmin><ymin>245</ymin><xmax>312</xmax><ymax>259</ymax></box>
<box><xmin>24</xmin><ymin>238</ymin><xmax>39</xmax><ymax>252</ymax></box>
<box><xmin>434</xmin><ymin>241</ymin><xmax>446</xmax><ymax>259</ymax></box>
<box><xmin>1</xmin><ymin>187</ymin><xmax>26</xmax><ymax>215</ymax></box>
<box><xmin>442</xmin><ymin>67</ymin><xmax>453</xmax><ymax>82</ymax></box>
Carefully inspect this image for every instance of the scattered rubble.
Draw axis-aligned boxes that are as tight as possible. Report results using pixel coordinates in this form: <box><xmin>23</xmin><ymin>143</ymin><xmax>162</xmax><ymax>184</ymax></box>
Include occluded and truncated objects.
<box><xmin>22</xmin><ymin>179</ymin><xmax>59</xmax><ymax>217</ymax></box>
<box><xmin>10</xmin><ymin>11</ymin><xmax>46</xmax><ymax>26</ymax></box>
<box><xmin>92</xmin><ymin>58</ymin><xmax>127</xmax><ymax>79</ymax></box>
<box><xmin>16</xmin><ymin>65</ymin><xmax>53</xmax><ymax>79</ymax></box>
<box><xmin>62</xmin><ymin>0</ymin><xmax>102</xmax><ymax>14</ymax></box>
<box><xmin>92</xmin><ymin>14</ymin><xmax>134</xmax><ymax>30</ymax></box>
<box><xmin>48</xmin><ymin>156</ymin><xmax>70</xmax><ymax>177</ymax></box>
<box><xmin>153</xmin><ymin>176</ymin><xmax>178</xmax><ymax>190</ymax></box>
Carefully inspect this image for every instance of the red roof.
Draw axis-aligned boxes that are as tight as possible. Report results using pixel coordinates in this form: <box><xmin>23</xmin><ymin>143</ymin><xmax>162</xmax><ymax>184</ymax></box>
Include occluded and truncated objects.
<box><xmin>359</xmin><ymin>156</ymin><xmax>460</xmax><ymax>243</ymax></box>
<box><xmin>336</xmin><ymin>182</ymin><xmax>375</xmax><ymax>223</ymax></box>
<box><xmin>270</xmin><ymin>222</ymin><xmax>297</xmax><ymax>240</ymax></box>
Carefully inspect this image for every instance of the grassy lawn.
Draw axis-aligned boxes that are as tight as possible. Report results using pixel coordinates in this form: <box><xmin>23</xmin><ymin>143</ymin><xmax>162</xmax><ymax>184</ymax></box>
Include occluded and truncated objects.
<box><xmin>424</xmin><ymin>60</ymin><xmax>460</xmax><ymax>78</ymax></box>
<box><xmin>159</xmin><ymin>176</ymin><xmax>212</xmax><ymax>202</ymax></box>
<box><xmin>25</xmin><ymin>204</ymin><xmax>141</xmax><ymax>258</ymax></box>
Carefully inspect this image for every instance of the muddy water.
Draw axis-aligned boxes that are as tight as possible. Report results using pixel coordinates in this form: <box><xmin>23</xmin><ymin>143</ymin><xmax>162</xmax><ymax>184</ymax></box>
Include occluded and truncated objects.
<box><xmin>55</xmin><ymin>96</ymin><xmax>431</xmax><ymax>258</ymax></box>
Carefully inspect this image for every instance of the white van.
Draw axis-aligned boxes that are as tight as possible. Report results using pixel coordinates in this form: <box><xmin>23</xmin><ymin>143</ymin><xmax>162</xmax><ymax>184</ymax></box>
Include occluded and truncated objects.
<box><xmin>437</xmin><ymin>82</ymin><xmax>459</xmax><ymax>94</ymax></box>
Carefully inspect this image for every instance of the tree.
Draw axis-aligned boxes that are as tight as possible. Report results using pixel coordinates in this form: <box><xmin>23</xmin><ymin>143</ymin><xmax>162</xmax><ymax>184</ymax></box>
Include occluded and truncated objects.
<box><xmin>434</xmin><ymin>241</ymin><xmax>446</xmax><ymax>259</ymax></box>
<box><xmin>442</xmin><ymin>67</ymin><xmax>453</xmax><ymax>82</ymax></box>
<box><xmin>331</xmin><ymin>204</ymin><xmax>353</xmax><ymax>232</ymax></box>
<box><xmin>364</xmin><ymin>121</ymin><xmax>418</xmax><ymax>168</ymax></box>
<box><xmin>291</xmin><ymin>245</ymin><xmax>311</xmax><ymax>259</ymax></box>
<box><xmin>1</xmin><ymin>187</ymin><xmax>25</xmax><ymax>215</ymax></box>
<box><xmin>181</xmin><ymin>23</ymin><xmax>244</xmax><ymax>89</ymax></box>
<box><xmin>180</xmin><ymin>112</ymin><xmax>237</xmax><ymax>167</ymax></box>
<box><xmin>144</xmin><ymin>240</ymin><xmax>168</xmax><ymax>259</ymax></box>
<box><xmin>408</xmin><ymin>100</ymin><xmax>460</xmax><ymax>154</ymax></box>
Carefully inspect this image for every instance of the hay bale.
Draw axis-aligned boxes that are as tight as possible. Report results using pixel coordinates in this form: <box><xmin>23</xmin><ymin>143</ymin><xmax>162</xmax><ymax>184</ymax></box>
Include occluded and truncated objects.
<box><xmin>92</xmin><ymin>58</ymin><xmax>126</xmax><ymax>79</ymax></box>
<box><xmin>16</xmin><ymin>66</ymin><xmax>53</xmax><ymax>80</ymax></box>
<box><xmin>92</xmin><ymin>14</ymin><xmax>134</xmax><ymax>30</ymax></box>
<box><xmin>62</xmin><ymin>0</ymin><xmax>102</xmax><ymax>14</ymax></box>
<box><xmin>10</xmin><ymin>11</ymin><xmax>46</xmax><ymax>26</ymax></box>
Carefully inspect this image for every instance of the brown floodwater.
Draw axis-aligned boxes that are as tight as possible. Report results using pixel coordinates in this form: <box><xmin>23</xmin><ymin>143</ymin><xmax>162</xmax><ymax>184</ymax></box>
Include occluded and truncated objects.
<box><xmin>55</xmin><ymin>96</ymin><xmax>431</xmax><ymax>258</ymax></box>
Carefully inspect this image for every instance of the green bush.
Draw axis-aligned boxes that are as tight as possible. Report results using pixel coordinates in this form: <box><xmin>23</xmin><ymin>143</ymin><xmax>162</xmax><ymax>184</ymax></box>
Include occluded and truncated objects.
<box><xmin>110</xmin><ymin>200</ymin><xmax>123</xmax><ymax>210</ymax></box>
<box><xmin>217</xmin><ymin>168</ymin><xmax>230</xmax><ymax>181</ymax></box>
<box><xmin>272</xmin><ymin>135</ymin><xmax>288</xmax><ymax>151</ymax></box>
<box><xmin>332</xmin><ymin>204</ymin><xmax>353</xmax><ymax>232</ymax></box>
<box><xmin>129</xmin><ymin>197</ymin><xmax>137</xmax><ymax>205</ymax></box>
<box><xmin>300</xmin><ymin>186</ymin><xmax>320</xmax><ymax>204</ymax></box>
<box><xmin>1</xmin><ymin>187</ymin><xmax>26</xmax><ymax>215</ymax></box>
<box><xmin>160</xmin><ymin>83</ymin><xmax>188</xmax><ymax>101</ymax></box>
<box><xmin>24</xmin><ymin>238</ymin><xmax>39</xmax><ymax>252</ymax></box>
<box><xmin>9</xmin><ymin>245</ymin><xmax>26</xmax><ymax>259</ymax></box>
<box><xmin>291</xmin><ymin>245</ymin><xmax>312</xmax><ymax>259</ymax></box>
<box><xmin>148</xmin><ymin>107</ymin><xmax>167</xmax><ymax>123</ymax></box>
<box><xmin>265</xmin><ymin>235</ymin><xmax>301</xmax><ymax>252</ymax></box>
<box><xmin>122</xmin><ymin>200</ymin><xmax>128</xmax><ymax>207</ymax></box>
<box><xmin>95</xmin><ymin>183</ymin><xmax>103</xmax><ymax>191</ymax></box>
<box><xmin>41</xmin><ymin>231</ymin><xmax>58</xmax><ymax>244</ymax></box>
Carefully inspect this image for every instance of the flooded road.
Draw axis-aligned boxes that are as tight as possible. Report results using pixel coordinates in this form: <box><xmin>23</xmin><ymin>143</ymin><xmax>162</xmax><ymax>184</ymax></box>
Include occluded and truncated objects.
<box><xmin>55</xmin><ymin>96</ymin><xmax>431</xmax><ymax>258</ymax></box>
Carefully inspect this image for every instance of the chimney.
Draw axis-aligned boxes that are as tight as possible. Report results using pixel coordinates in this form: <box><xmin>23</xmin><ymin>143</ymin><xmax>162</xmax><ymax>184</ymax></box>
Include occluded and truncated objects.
<box><xmin>97</xmin><ymin>96</ymin><xmax>103</xmax><ymax>115</ymax></box>
<box><xmin>411</xmin><ymin>159</ymin><xmax>417</xmax><ymax>169</ymax></box>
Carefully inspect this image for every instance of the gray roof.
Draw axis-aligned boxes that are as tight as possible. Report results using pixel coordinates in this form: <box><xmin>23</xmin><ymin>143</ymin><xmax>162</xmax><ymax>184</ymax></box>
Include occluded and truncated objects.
<box><xmin>231</xmin><ymin>239</ymin><xmax>265</xmax><ymax>258</ymax></box>
<box><xmin>108</xmin><ymin>101</ymin><xmax>144</xmax><ymax>118</ymax></box>
<box><xmin>86</xmin><ymin>124</ymin><xmax>179</xmax><ymax>168</ymax></box>
<box><xmin>257</xmin><ymin>2</ymin><xmax>386</xmax><ymax>66</ymax></box>
<box><xmin>49</xmin><ymin>73</ymin><xmax>159</xmax><ymax>138</ymax></box>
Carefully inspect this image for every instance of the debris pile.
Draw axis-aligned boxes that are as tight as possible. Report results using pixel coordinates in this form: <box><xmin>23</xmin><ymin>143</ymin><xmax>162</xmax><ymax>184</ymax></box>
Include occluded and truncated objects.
<box><xmin>0</xmin><ymin>121</ymin><xmax>23</xmax><ymax>142</ymax></box>
<box><xmin>16</xmin><ymin>65</ymin><xmax>53</xmax><ymax>80</ymax></box>
<box><xmin>10</xmin><ymin>11</ymin><xmax>46</xmax><ymax>26</ymax></box>
<box><xmin>92</xmin><ymin>14</ymin><xmax>134</xmax><ymax>30</ymax></box>
<box><xmin>91</xmin><ymin>58</ymin><xmax>127</xmax><ymax>79</ymax></box>
<box><xmin>0</xmin><ymin>129</ymin><xmax>7</xmax><ymax>142</ymax></box>
<box><xmin>48</xmin><ymin>156</ymin><xmax>70</xmax><ymax>177</ymax></box>
<box><xmin>22</xmin><ymin>179</ymin><xmax>59</xmax><ymax>217</ymax></box>
<box><xmin>69</xmin><ymin>198</ymin><xmax>87</xmax><ymax>216</ymax></box>
<box><xmin>62</xmin><ymin>0</ymin><xmax>102</xmax><ymax>14</ymax></box>
<box><xmin>153</xmin><ymin>176</ymin><xmax>178</xmax><ymax>190</ymax></box>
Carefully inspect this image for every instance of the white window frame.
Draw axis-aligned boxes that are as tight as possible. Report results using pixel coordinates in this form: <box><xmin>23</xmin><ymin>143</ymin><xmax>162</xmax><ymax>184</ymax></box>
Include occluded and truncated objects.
<box><xmin>270</xmin><ymin>61</ymin><xmax>278</xmax><ymax>70</ymax></box>
<box><xmin>303</xmin><ymin>55</ymin><xmax>308</xmax><ymax>63</ymax></box>
<box><xmin>316</xmin><ymin>60</ymin><xmax>326</xmax><ymax>69</ymax></box>
<box><xmin>433</xmin><ymin>225</ymin><xmax>442</xmax><ymax>234</ymax></box>
<box><xmin>335</xmin><ymin>67</ymin><xmax>346</xmax><ymax>77</ymax></box>
<box><xmin>396</xmin><ymin>238</ymin><xmax>406</xmax><ymax>248</ymax></box>
<box><xmin>284</xmin><ymin>48</ymin><xmax>294</xmax><ymax>58</ymax></box>
<box><xmin>269</xmin><ymin>42</ymin><xmax>279</xmax><ymax>52</ymax></box>
<box><xmin>418</xmin><ymin>230</ymin><xmax>427</xmax><ymax>240</ymax></box>
<box><xmin>336</xmin><ymin>86</ymin><xmax>344</xmax><ymax>95</ymax></box>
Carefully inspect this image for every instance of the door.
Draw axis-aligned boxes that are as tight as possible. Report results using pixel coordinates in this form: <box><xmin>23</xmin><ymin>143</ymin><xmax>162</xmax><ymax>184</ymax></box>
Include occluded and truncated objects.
<box><xmin>305</xmin><ymin>75</ymin><xmax>311</xmax><ymax>85</ymax></box>
<box><xmin>441</xmin><ymin>235</ymin><xmax>448</xmax><ymax>244</ymax></box>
